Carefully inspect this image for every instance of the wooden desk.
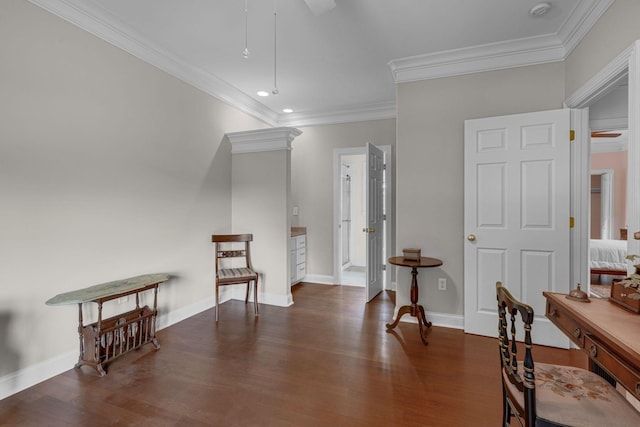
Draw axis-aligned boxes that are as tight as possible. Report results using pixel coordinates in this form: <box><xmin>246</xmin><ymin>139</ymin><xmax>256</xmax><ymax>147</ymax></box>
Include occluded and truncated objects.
<box><xmin>543</xmin><ymin>292</ymin><xmax>640</xmax><ymax>401</ymax></box>
<box><xmin>386</xmin><ymin>256</ymin><xmax>443</xmax><ymax>345</ymax></box>
<box><xmin>46</xmin><ymin>273</ymin><xmax>170</xmax><ymax>376</ymax></box>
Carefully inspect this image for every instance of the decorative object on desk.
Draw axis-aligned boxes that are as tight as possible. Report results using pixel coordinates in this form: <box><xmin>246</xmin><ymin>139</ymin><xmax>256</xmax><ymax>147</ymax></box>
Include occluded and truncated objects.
<box><xmin>634</xmin><ymin>231</ymin><xmax>640</xmax><ymax>240</ymax></box>
<box><xmin>402</xmin><ymin>248</ymin><xmax>421</xmax><ymax>261</ymax></box>
<box><xmin>566</xmin><ymin>283</ymin><xmax>590</xmax><ymax>302</ymax></box>
<box><xmin>610</xmin><ymin>265</ymin><xmax>640</xmax><ymax>313</ymax></box>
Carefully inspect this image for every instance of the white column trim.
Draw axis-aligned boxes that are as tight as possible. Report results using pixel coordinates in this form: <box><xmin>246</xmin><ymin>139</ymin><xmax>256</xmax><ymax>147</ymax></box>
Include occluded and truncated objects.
<box><xmin>226</xmin><ymin>127</ymin><xmax>302</xmax><ymax>154</ymax></box>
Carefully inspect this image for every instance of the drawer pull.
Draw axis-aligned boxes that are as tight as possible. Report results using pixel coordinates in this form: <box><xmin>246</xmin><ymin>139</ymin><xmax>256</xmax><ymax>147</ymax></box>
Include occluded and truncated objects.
<box><xmin>549</xmin><ymin>308</ymin><xmax>557</xmax><ymax>318</ymax></box>
<box><xmin>621</xmin><ymin>293</ymin><xmax>627</xmax><ymax>298</ymax></box>
<box><xmin>573</xmin><ymin>328</ymin><xmax>581</xmax><ymax>339</ymax></box>
<box><xmin>636</xmin><ymin>383</ymin><xmax>640</xmax><ymax>396</ymax></box>
<box><xmin>589</xmin><ymin>344</ymin><xmax>597</xmax><ymax>358</ymax></box>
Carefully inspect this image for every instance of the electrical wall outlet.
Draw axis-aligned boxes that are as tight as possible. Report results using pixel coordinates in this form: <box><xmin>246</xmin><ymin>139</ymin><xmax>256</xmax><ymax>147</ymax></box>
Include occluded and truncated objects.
<box><xmin>117</xmin><ymin>295</ymin><xmax>129</xmax><ymax>304</ymax></box>
<box><xmin>438</xmin><ymin>278</ymin><xmax>447</xmax><ymax>291</ymax></box>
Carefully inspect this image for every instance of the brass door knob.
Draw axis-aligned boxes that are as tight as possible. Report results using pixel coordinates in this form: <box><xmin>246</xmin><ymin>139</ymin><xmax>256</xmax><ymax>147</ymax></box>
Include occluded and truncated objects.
<box><xmin>467</xmin><ymin>234</ymin><xmax>476</xmax><ymax>242</ymax></box>
<box><xmin>362</xmin><ymin>227</ymin><xmax>375</xmax><ymax>233</ymax></box>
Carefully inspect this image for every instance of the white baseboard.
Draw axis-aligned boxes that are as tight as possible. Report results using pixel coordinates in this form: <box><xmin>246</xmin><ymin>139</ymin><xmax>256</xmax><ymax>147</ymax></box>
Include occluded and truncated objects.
<box><xmin>303</xmin><ymin>275</ymin><xmax>397</xmax><ymax>292</ymax></box>
<box><xmin>302</xmin><ymin>274</ymin><xmax>335</xmax><ymax>285</ymax></box>
<box><xmin>398</xmin><ymin>311</ymin><xmax>464</xmax><ymax>330</ymax></box>
<box><xmin>0</xmin><ymin>350</ymin><xmax>76</xmax><ymax>401</ymax></box>
<box><xmin>157</xmin><ymin>296</ymin><xmax>215</xmax><ymax>329</ymax></box>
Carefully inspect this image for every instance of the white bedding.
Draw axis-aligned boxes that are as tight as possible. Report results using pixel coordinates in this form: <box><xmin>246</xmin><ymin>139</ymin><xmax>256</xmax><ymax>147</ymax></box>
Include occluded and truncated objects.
<box><xmin>589</xmin><ymin>239</ymin><xmax>627</xmax><ymax>271</ymax></box>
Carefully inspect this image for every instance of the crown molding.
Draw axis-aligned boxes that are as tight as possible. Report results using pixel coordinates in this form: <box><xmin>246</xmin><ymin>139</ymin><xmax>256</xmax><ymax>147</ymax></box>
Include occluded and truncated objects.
<box><xmin>29</xmin><ymin>0</ymin><xmax>279</xmax><ymax>126</ymax></box>
<box><xmin>29</xmin><ymin>0</ymin><xmax>614</xmax><ymax>126</ymax></box>
<box><xmin>226</xmin><ymin>127</ymin><xmax>302</xmax><ymax>154</ymax></box>
<box><xmin>557</xmin><ymin>0</ymin><xmax>615</xmax><ymax>58</ymax></box>
<box><xmin>389</xmin><ymin>34</ymin><xmax>565</xmax><ymax>83</ymax></box>
<box><xmin>389</xmin><ymin>0</ymin><xmax>614</xmax><ymax>84</ymax></box>
<box><xmin>278</xmin><ymin>101</ymin><xmax>396</xmax><ymax>127</ymax></box>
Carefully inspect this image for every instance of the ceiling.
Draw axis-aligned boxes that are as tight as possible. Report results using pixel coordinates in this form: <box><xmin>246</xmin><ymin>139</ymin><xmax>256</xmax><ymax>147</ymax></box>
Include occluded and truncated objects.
<box><xmin>31</xmin><ymin>0</ymin><xmax>614</xmax><ymax>126</ymax></box>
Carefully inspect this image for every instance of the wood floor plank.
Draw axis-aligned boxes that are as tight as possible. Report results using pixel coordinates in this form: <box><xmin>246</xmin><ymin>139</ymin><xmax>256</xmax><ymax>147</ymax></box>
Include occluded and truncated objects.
<box><xmin>0</xmin><ymin>283</ymin><xmax>586</xmax><ymax>426</ymax></box>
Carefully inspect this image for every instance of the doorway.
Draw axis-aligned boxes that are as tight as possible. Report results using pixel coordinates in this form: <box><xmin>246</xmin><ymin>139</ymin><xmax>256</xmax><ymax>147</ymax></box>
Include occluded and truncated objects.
<box><xmin>340</xmin><ymin>155</ymin><xmax>366</xmax><ymax>286</ymax></box>
<box><xmin>565</xmin><ymin>40</ymin><xmax>639</xmax><ymax>293</ymax></box>
<box><xmin>333</xmin><ymin>145</ymin><xmax>392</xmax><ymax>297</ymax></box>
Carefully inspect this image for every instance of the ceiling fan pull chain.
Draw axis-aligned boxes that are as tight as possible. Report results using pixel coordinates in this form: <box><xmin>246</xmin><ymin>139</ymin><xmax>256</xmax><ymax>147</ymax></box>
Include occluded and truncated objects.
<box><xmin>243</xmin><ymin>0</ymin><xmax>249</xmax><ymax>58</ymax></box>
<box><xmin>272</xmin><ymin>0</ymin><xmax>279</xmax><ymax>95</ymax></box>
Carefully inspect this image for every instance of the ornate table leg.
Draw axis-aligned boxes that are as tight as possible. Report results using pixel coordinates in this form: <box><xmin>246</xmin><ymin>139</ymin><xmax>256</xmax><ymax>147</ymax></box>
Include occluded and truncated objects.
<box><xmin>75</xmin><ymin>303</ymin><xmax>84</xmax><ymax>369</ymax></box>
<box><xmin>151</xmin><ymin>286</ymin><xmax>160</xmax><ymax>349</ymax></box>
<box><xmin>386</xmin><ymin>305</ymin><xmax>412</xmax><ymax>330</ymax></box>
<box><xmin>417</xmin><ymin>305</ymin><xmax>432</xmax><ymax>329</ymax></box>
<box><xmin>417</xmin><ymin>305</ymin><xmax>431</xmax><ymax>345</ymax></box>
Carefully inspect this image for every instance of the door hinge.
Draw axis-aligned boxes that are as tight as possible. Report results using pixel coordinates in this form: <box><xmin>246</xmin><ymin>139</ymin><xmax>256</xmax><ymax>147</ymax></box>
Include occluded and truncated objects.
<box><xmin>570</xmin><ymin>217</ymin><xmax>575</xmax><ymax>228</ymax></box>
<box><xmin>382</xmin><ymin>264</ymin><xmax>386</xmax><ymax>271</ymax></box>
<box><xmin>383</xmin><ymin>214</ymin><xmax>387</xmax><ymax>221</ymax></box>
<box><xmin>570</xmin><ymin>130</ymin><xmax>575</xmax><ymax>141</ymax></box>
<box><xmin>383</xmin><ymin>163</ymin><xmax>387</xmax><ymax>170</ymax></box>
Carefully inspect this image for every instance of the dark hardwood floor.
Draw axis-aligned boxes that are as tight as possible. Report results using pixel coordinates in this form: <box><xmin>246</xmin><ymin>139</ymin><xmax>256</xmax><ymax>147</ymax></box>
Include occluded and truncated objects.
<box><xmin>0</xmin><ymin>283</ymin><xmax>587</xmax><ymax>426</ymax></box>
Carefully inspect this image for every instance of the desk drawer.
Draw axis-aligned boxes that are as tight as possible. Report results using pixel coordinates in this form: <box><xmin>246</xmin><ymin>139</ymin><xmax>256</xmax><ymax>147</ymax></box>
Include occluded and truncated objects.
<box><xmin>546</xmin><ymin>299</ymin><xmax>585</xmax><ymax>347</ymax></box>
<box><xmin>584</xmin><ymin>334</ymin><xmax>640</xmax><ymax>400</ymax></box>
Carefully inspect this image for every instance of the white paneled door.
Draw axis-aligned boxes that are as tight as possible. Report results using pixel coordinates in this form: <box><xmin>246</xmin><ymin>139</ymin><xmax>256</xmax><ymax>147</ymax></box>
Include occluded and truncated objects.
<box><xmin>366</xmin><ymin>143</ymin><xmax>384</xmax><ymax>302</ymax></box>
<box><xmin>464</xmin><ymin>109</ymin><xmax>571</xmax><ymax>348</ymax></box>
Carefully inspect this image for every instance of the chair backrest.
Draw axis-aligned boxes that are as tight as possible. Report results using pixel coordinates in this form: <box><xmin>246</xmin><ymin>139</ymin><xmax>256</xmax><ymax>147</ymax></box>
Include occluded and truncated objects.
<box><xmin>211</xmin><ymin>234</ymin><xmax>254</xmax><ymax>271</ymax></box>
<box><xmin>496</xmin><ymin>281</ymin><xmax>536</xmax><ymax>424</ymax></box>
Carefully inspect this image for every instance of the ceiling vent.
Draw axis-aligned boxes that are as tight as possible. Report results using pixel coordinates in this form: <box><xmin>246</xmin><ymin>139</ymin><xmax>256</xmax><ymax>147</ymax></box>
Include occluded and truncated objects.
<box><xmin>529</xmin><ymin>2</ymin><xmax>552</xmax><ymax>17</ymax></box>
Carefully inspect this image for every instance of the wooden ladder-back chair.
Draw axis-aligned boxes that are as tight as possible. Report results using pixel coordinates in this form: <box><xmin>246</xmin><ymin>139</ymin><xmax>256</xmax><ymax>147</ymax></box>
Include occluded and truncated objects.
<box><xmin>212</xmin><ymin>234</ymin><xmax>259</xmax><ymax>322</ymax></box>
<box><xmin>496</xmin><ymin>282</ymin><xmax>640</xmax><ymax>427</ymax></box>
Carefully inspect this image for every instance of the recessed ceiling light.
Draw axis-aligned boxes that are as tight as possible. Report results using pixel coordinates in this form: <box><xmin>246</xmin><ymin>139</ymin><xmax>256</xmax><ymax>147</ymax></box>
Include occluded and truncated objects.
<box><xmin>530</xmin><ymin>2</ymin><xmax>551</xmax><ymax>17</ymax></box>
<box><xmin>257</xmin><ymin>91</ymin><xmax>269</xmax><ymax>97</ymax></box>
<box><xmin>283</xmin><ymin>108</ymin><xmax>293</xmax><ymax>113</ymax></box>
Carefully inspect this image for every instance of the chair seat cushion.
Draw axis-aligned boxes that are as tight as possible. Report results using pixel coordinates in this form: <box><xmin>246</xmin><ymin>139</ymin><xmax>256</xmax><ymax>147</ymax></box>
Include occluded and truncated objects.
<box><xmin>218</xmin><ymin>267</ymin><xmax>257</xmax><ymax>281</ymax></box>
<box><xmin>504</xmin><ymin>362</ymin><xmax>640</xmax><ymax>426</ymax></box>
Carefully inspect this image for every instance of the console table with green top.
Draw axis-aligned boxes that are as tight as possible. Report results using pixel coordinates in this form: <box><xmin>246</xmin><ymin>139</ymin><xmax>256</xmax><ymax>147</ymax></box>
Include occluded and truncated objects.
<box><xmin>46</xmin><ymin>273</ymin><xmax>170</xmax><ymax>376</ymax></box>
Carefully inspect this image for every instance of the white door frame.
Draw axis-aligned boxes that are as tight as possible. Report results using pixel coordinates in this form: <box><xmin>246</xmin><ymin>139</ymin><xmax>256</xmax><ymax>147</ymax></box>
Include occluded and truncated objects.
<box><xmin>565</xmin><ymin>40</ymin><xmax>640</xmax><ymax>285</ymax></box>
<box><xmin>333</xmin><ymin>145</ymin><xmax>392</xmax><ymax>291</ymax></box>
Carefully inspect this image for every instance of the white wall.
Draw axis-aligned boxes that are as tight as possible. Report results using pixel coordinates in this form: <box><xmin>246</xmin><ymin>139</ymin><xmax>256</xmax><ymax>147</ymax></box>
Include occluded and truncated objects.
<box><xmin>395</xmin><ymin>62</ymin><xmax>566</xmax><ymax>316</ymax></box>
<box><xmin>232</xmin><ymin>149</ymin><xmax>291</xmax><ymax>306</ymax></box>
<box><xmin>0</xmin><ymin>0</ymin><xmax>265</xmax><ymax>396</ymax></box>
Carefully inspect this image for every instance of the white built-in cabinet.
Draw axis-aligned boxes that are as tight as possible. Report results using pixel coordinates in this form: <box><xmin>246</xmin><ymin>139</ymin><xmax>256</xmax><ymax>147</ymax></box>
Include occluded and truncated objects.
<box><xmin>290</xmin><ymin>234</ymin><xmax>306</xmax><ymax>285</ymax></box>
